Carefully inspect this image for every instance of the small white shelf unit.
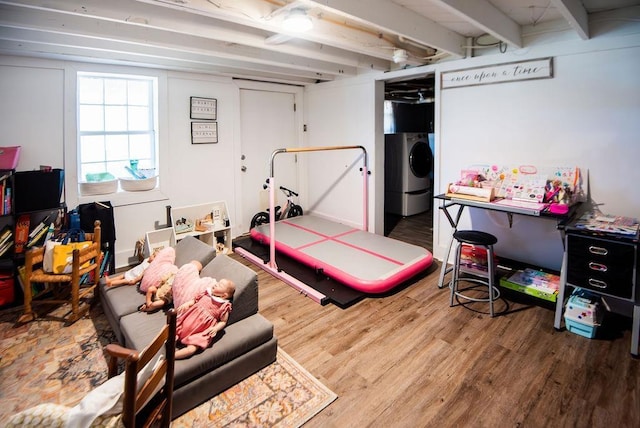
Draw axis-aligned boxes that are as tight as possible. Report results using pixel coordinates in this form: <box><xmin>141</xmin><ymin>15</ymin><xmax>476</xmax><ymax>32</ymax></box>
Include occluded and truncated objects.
<box><xmin>145</xmin><ymin>227</ymin><xmax>176</xmax><ymax>257</ymax></box>
<box><xmin>169</xmin><ymin>201</ymin><xmax>232</xmax><ymax>254</ymax></box>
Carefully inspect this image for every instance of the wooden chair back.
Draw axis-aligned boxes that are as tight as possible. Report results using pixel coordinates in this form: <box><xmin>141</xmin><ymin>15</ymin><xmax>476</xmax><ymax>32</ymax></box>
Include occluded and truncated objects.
<box><xmin>19</xmin><ymin>220</ymin><xmax>102</xmax><ymax>325</ymax></box>
<box><xmin>105</xmin><ymin>310</ymin><xmax>177</xmax><ymax>428</ymax></box>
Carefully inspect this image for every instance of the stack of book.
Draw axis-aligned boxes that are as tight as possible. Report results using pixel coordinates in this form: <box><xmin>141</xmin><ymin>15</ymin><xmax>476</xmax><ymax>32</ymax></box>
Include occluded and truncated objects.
<box><xmin>573</xmin><ymin>212</ymin><xmax>639</xmax><ymax>237</ymax></box>
<box><xmin>0</xmin><ymin>172</ymin><xmax>11</xmax><ymax>215</ymax></box>
<box><xmin>0</xmin><ymin>227</ymin><xmax>13</xmax><ymax>257</ymax></box>
<box><xmin>26</xmin><ymin>216</ymin><xmax>53</xmax><ymax>249</ymax></box>
<box><xmin>499</xmin><ymin>268</ymin><xmax>560</xmax><ymax>302</ymax></box>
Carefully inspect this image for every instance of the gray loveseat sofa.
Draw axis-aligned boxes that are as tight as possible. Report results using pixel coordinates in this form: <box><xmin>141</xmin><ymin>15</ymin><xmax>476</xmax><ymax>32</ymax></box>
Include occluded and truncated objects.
<box><xmin>98</xmin><ymin>236</ymin><xmax>277</xmax><ymax>418</ymax></box>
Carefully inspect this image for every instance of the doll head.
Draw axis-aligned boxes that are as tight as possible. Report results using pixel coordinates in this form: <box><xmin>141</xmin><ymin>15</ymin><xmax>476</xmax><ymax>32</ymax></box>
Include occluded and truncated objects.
<box><xmin>211</xmin><ymin>278</ymin><xmax>235</xmax><ymax>300</ymax></box>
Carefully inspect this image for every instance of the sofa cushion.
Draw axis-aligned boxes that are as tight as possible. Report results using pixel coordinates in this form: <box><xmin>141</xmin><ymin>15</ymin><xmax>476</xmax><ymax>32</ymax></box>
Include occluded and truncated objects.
<box><xmin>173</xmin><ymin>314</ymin><xmax>274</xmax><ymax>389</ymax></box>
<box><xmin>200</xmin><ymin>255</ymin><xmax>258</xmax><ymax>325</ymax></box>
<box><xmin>119</xmin><ymin>311</ymin><xmax>274</xmax><ymax>389</ymax></box>
<box><xmin>174</xmin><ymin>236</ymin><xmax>216</xmax><ymax>268</ymax></box>
<box><xmin>100</xmin><ymin>284</ymin><xmax>144</xmax><ymax>322</ymax></box>
<box><xmin>120</xmin><ymin>310</ymin><xmax>166</xmax><ymax>349</ymax></box>
<box><xmin>99</xmin><ymin>236</ymin><xmax>217</xmax><ymax>322</ymax></box>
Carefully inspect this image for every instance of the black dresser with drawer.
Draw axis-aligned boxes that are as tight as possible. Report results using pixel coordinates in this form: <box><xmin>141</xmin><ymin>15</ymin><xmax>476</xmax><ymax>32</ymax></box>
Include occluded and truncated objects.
<box><xmin>567</xmin><ymin>233</ymin><xmax>637</xmax><ymax>301</ymax></box>
<box><xmin>557</xmin><ymin>224</ymin><xmax>639</xmax><ymax>356</ymax></box>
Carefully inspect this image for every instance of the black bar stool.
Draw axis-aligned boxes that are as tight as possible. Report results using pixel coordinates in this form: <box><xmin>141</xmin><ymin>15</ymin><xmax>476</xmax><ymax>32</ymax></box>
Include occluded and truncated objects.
<box><xmin>450</xmin><ymin>230</ymin><xmax>500</xmax><ymax>317</ymax></box>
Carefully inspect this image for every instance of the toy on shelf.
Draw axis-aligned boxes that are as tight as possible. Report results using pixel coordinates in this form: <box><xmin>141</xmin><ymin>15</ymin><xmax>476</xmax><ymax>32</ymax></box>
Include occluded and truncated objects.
<box><xmin>195</xmin><ymin>213</ymin><xmax>215</xmax><ymax>232</ymax></box>
<box><xmin>446</xmin><ymin>171</ymin><xmax>495</xmax><ymax>202</ymax></box>
<box><xmin>447</xmin><ymin>164</ymin><xmax>583</xmax><ymax>208</ymax></box>
<box><xmin>174</xmin><ymin>216</ymin><xmax>194</xmax><ymax>234</ymax></box>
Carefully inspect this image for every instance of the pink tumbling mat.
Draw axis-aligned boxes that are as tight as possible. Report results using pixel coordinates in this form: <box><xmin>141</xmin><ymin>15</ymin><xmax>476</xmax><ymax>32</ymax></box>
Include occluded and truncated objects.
<box><xmin>250</xmin><ymin>215</ymin><xmax>433</xmax><ymax>293</ymax></box>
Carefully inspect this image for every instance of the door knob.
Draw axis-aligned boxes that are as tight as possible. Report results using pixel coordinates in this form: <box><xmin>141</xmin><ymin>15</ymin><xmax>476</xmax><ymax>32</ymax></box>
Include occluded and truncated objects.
<box><xmin>241</xmin><ymin>166</ymin><xmax>247</xmax><ymax>172</ymax></box>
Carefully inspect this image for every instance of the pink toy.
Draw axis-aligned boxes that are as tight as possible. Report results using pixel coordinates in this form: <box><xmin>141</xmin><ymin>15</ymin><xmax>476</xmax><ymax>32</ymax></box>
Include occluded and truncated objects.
<box><xmin>549</xmin><ymin>203</ymin><xmax>569</xmax><ymax>215</ymax></box>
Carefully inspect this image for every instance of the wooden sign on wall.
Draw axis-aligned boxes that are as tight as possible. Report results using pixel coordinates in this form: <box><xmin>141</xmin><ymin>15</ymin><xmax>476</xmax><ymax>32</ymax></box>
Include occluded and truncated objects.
<box><xmin>441</xmin><ymin>57</ymin><xmax>553</xmax><ymax>89</ymax></box>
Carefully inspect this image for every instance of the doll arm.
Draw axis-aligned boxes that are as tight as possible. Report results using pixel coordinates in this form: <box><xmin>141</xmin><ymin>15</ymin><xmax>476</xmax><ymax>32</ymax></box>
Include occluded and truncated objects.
<box><xmin>176</xmin><ymin>299</ymin><xmax>195</xmax><ymax>314</ymax></box>
<box><xmin>205</xmin><ymin>312</ymin><xmax>229</xmax><ymax>337</ymax></box>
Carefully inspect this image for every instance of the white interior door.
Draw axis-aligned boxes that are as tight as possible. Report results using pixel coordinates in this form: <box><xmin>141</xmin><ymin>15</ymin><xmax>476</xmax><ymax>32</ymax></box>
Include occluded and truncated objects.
<box><xmin>239</xmin><ymin>88</ymin><xmax>298</xmax><ymax>234</ymax></box>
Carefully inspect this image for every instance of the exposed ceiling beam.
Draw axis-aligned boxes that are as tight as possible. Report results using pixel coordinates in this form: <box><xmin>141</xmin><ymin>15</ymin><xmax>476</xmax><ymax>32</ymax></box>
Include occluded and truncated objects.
<box><xmin>137</xmin><ymin>0</ymin><xmax>426</xmax><ymax>65</ymax></box>
<box><xmin>551</xmin><ymin>0</ymin><xmax>589</xmax><ymax>40</ymax></box>
<box><xmin>0</xmin><ymin>38</ymin><xmax>323</xmax><ymax>85</ymax></box>
<box><xmin>434</xmin><ymin>0</ymin><xmax>522</xmax><ymax>48</ymax></box>
<box><xmin>0</xmin><ymin>26</ymin><xmax>333</xmax><ymax>82</ymax></box>
<box><xmin>304</xmin><ymin>0</ymin><xmax>466</xmax><ymax>57</ymax></box>
<box><xmin>0</xmin><ymin>4</ymin><xmax>356</xmax><ymax>77</ymax></box>
<box><xmin>0</xmin><ymin>0</ymin><xmax>407</xmax><ymax>83</ymax></box>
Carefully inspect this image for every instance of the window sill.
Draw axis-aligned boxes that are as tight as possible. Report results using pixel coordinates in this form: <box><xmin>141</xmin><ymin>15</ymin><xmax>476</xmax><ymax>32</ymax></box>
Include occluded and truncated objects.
<box><xmin>78</xmin><ymin>188</ymin><xmax>169</xmax><ymax>208</ymax></box>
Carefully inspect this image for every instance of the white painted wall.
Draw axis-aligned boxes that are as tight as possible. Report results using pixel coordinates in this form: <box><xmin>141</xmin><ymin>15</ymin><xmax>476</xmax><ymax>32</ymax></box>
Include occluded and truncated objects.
<box><xmin>306</xmin><ymin>17</ymin><xmax>640</xmax><ymax>272</ymax></box>
<box><xmin>110</xmin><ymin>72</ymin><xmax>241</xmax><ymax>266</ymax></box>
<box><xmin>303</xmin><ymin>76</ymin><xmax>380</xmax><ymax>231</ymax></box>
<box><xmin>0</xmin><ymin>59</ymin><xmax>64</xmax><ymax>168</ymax></box>
<box><xmin>436</xmin><ymin>44</ymin><xmax>640</xmax><ymax>270</ymax></box>
<box><xmin>0</xmin><ymin>57</ymin><xmax>242</xmax><ymax>267</ymax></box>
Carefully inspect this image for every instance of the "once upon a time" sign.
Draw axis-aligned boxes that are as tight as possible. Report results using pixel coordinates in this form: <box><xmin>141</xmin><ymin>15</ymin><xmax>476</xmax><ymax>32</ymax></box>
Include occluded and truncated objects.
<box><xmin>441</xmin><ymin>58</ymin><xmax>553</xmax><ymax>89</ymax></box>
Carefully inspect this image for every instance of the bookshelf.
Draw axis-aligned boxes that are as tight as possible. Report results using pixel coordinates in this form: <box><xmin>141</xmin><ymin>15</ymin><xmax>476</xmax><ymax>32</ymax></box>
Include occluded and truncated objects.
<box><xmin>0</xmin><ymin>170</ymin><xmax>13</xmax><ymax>261</ymax></box>
<box><xmin>168</xmin><ymin>201</ymin><xmax>232</xmax><ymax>254</ymax></box>
<box><xmin>0</xmin><ymin>170</ymin><xmax>14</xmax><ymax>306</ymax></box>
<box><xmin>0</xmin><ymin>169</ymin><xmax>66</xmax><ymax>308</ymax></box>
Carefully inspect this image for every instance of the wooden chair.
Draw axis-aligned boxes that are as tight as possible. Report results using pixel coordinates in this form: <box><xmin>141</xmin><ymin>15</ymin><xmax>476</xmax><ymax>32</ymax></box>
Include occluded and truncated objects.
<box><xmin>105</xmin><ymin>309</ymin><xmax>176</xmax><ymax>428</ymax></box>
<box><xmin>18</xmin><ymin>220</ymin><xmax>102</xmax><ymax>325</ymax></box>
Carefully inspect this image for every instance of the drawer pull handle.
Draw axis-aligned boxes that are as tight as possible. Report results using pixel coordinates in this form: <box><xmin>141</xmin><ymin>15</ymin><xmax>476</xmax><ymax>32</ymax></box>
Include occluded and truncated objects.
<box><xmin>588</xmin><ymin>262</ymin><xmax>608</xmax><ymax>272</ymax></box>
<box><xmin>588</xmin><ymin>278</ymin><xmax>608</xmax><ymax>289</ymax></box>
<box><xmin>588</xmin><ymin>246</ymin><xmax>608</xmax><ymax>256</ymax></box>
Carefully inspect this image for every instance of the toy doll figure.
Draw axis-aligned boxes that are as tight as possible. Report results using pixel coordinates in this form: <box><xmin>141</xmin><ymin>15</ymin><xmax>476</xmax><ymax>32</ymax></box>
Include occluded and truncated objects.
<box><xmin>105</xmin><ymin>250</ymin><xmax>157</xmax><ymax>288</ymax></box>
<box><xmin>174</xmin><ymin>277</ymin><xmax>235</xmax><ymax>359</ymax></box>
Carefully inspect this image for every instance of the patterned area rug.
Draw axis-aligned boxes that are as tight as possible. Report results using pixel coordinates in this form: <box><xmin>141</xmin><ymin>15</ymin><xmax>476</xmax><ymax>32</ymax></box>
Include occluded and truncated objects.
<box><xmin>0</xmin><ymin>304</ymin><xmax>336</xmax><ymax>427</ymax></box>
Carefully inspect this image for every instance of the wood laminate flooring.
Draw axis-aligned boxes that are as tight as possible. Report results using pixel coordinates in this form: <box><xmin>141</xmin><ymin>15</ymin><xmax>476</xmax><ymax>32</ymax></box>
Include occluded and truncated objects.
<box><xmin>231</xmin><ymin>208</ymin><xmax>639</xmax><ymax>427</ymax></box>
<box><xmin>385</xmin><ymin>209</ymin><xmax>433</xmax><ymax>251</ymax></box>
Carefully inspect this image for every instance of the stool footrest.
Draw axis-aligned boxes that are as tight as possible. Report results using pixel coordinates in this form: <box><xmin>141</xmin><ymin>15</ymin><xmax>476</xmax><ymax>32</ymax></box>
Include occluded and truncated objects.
<box><xmin>454</xmin><ymin>281</ymin><xmax>501</xmax><ymax>303</ymax></box>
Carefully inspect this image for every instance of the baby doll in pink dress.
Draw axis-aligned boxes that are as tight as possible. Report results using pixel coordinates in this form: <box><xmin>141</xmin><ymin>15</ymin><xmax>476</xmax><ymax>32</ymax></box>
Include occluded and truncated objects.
<box><xmin>139</xmin><ymin>247</ymin><xmax>178</xmax><ymax>293</ymax></box>
<box><xmin>171</xmin><ymin>260</ymin><xmax>235</xmax><ymax>359</ymax></box>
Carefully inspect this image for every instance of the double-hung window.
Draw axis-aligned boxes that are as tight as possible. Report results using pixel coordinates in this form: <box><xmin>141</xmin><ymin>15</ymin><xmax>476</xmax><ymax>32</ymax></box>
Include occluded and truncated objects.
<box><xmin>77</xmin><ymin>72</ymin><xmax>158</xmax><ymax>193</ymax></box>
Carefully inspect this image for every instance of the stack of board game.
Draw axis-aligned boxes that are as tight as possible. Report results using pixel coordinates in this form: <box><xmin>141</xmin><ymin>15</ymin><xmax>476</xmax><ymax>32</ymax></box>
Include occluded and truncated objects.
<box><xmin>499</xmin><ymin>268</ymin><xmax>560</xmax><ymax>302</ymax></box>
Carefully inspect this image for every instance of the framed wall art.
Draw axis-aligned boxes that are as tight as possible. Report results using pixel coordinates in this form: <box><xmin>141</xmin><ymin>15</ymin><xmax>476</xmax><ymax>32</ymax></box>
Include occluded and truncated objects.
<box><xmin>191</xmin><ymin>121</ymin><xmax>218</xmax><ymax>144</ymax></box>
<box><xmin>441</xmin><ymin>57</ymin><xmax>553</xmax><ymax>89</ymax></box>
<box><xmin>190</xmin><ymin>96</ymin><xmax>217</xmax><ymax>120</ymax></box>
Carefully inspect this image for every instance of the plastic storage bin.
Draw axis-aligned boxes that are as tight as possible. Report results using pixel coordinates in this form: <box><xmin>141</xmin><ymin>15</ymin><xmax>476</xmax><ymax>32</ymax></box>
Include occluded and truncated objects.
<box><xmin>565</xmin><ymin>288</ymin><xmax>602</xmax><ymax>324</ymax></box>
<box><xmin>0</xmin><ymin>146</ymin><xmax>21</xmax><ymax>169</ymax></box>
<box><xmin>0</xmin><ymin>272</ymin><xmax>14</xmax><ymax>306</ymax></box>
<box><xmin>564</xmin><ymin>313</ymin><xmax>599</xmax><ymax>339</ymax></box>
<box><xmin>564</xmin><ymin>288</ymin><xmax>602</xmax><ymax>339</ymax></box>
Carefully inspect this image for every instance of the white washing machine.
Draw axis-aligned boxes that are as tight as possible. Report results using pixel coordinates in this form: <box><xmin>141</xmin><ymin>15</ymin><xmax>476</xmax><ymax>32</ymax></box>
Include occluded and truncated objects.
<box><xmin>385</xmin><ymin>133</ymin><xmax>433</xmax><ymax>216</ymax></box>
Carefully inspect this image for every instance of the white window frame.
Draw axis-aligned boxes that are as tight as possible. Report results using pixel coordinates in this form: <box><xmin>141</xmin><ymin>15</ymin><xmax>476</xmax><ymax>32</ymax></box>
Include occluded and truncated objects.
<box><xmin>65</xmin><ymin>63</ymin><xmax>169</xmax><ymax>208</ymax></box>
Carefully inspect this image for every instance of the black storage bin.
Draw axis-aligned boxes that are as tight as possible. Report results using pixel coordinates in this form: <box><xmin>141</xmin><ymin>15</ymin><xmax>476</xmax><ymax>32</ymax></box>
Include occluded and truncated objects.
<box><xmin>14</xmin><ymin>169</ymin><xmax>64</xmax><ymax>213</ymax></box>
<box><xmin>78</xmin><ymin>201</ymin><xmax>116</xmax><ymax>274</ymax></box>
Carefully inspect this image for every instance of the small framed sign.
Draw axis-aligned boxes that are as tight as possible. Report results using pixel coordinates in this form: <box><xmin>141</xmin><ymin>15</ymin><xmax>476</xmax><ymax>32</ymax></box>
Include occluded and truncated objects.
<box><xmin>191</xmin><ymin>121</ymin><xmax>218</xmax><ymax>144</ymax></box>
<box><xmin>190</xmin><ymin>96</ymin><xmax>217</xmax><ymax>120</ymax></box>
<box><xmin>442</xmin><ymin>57</ymin><xmax>553</xmax><ymax>89</ymax></box>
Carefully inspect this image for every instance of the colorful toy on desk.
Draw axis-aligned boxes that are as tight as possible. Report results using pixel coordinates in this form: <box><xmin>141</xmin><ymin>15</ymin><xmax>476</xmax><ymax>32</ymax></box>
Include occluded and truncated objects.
<box><xmin>446</xmin><ymin>184</ymin><xmax>495</xmax><ymax>202</ymax></box>
<box><xmin>456</xmin><ymin>172</ymin><xmax>486</xmax><ymax>188</ymax></box>
<box><xmin>549</xmin><ymin>203</ymin><xmax>569</xmax><ymax>214</ymax></box>
<box><xmin>446</xmin><ymin>172</ymin><xmax>495</xmax><ymax>202</ymax></box>
<box><xmin>544</xmin><ymin>179</ymin><xmax>572</xmax><ymax>214</ymax></box>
